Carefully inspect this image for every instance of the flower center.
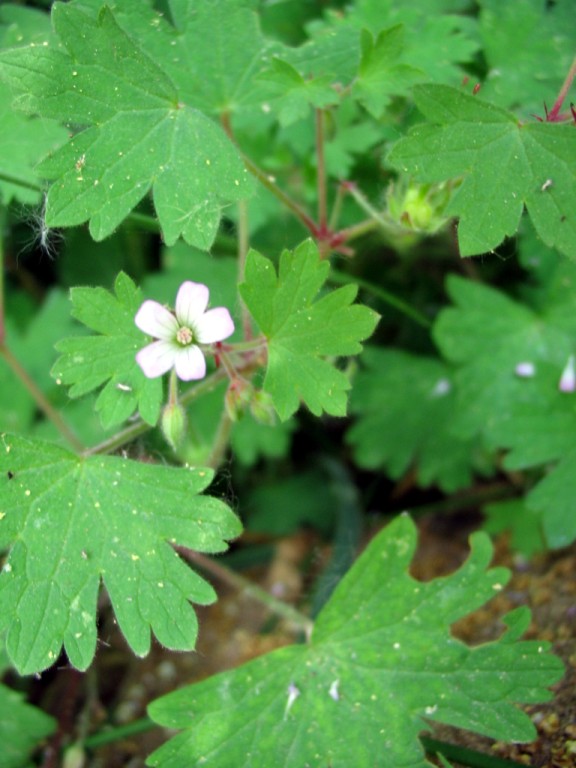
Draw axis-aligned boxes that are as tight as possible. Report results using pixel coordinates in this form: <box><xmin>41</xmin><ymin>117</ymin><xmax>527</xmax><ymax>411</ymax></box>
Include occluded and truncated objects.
<box><xmin>176</xmin><ymin>326</ymin><xmax>194</xmax><ymax>346</ymax></box>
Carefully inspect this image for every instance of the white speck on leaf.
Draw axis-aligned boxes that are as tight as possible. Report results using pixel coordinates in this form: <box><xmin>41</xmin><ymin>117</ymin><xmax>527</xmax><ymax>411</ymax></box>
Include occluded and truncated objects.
<box><xmin>284</xmin><ymin>682</ymin><xmax>300</xmax><ymax>719</ymax></box>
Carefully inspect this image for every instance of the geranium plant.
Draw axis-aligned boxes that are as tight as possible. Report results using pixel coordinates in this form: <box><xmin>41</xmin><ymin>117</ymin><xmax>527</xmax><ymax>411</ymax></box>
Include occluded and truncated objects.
<box><xmin>0</xmin><ymin>0</ymin><xmax>573</xmax><ymax>766</ymax></box>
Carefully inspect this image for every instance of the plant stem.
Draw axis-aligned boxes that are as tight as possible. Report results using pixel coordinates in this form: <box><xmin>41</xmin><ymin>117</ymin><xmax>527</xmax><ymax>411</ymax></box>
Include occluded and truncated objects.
<box><xmin>547</xmin><ymin>56</ymin><xmax>576</xmax><ymax>121</ymax></box>
<box><xmin>182</xmin><ymin>549</ymin><xmax>314</xmax><ymax>636</ymax></box>
<box><xmin>205</xmin><ymin>410</ymin><xmax>233</xmax><ymax>469</ymax></box>
<box><xmin>0</xmin><ymin>170</ymin><xmax>43</xmax><ymax>194</ymax></box>
<box><xmin>83</xmin><ymin>367</ymin><xmax>229</xmax><ymax>457</ymax></box>
<box><xmin>329</xmin><ymin>267</ymin><xmax>432</xmax><ymax>328</ymax></box>
<box><xmin>315</xmin><ymin>109</ymin><xmax>328</xmax><ymax>236</ymax></box>
<box><xmin>220</xmin><ymin>110</ymin><xmax>318</xmax><ymax>236</ymax></box>
<box><xmin>236</xmin><ymin>198</ymin><xmax>253</xmax><ymax>339</ymax></box>
<box><xmin>0</xmin><ymin>344</ymin><xmax>85</xmax><ymax>453</ymax></box>
<box><xmin>82</xmin><ymin>717</ymin><xmax>155</xmax><ymax>749</ymax></box>
<box><xmin>422</xmin><ymin>737</ymin><xmax>529</xmax><ymax>768</ymax></box>
<box><xmin>241</xmin><ymin>152</ymin><xmax>318</xmax><ymax>234</ymax></box>
<box><xmin>0</xmin><ymin>206</ymin><xmax>6</xmax><ymax>346</ymax></box>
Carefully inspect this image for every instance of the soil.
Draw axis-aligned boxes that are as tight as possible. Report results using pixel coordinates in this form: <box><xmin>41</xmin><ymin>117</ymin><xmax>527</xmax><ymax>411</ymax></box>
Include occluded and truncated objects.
<box><xmin>30</xmin><ymin>515</ymin><xmax>576</xmax><ymax>767</ymax></box>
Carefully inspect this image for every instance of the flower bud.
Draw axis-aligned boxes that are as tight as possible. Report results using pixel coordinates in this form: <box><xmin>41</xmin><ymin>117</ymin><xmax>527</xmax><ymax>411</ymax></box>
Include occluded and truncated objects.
<box><xmin>161</xmin><ymin>402</ymin><xmax>187</xmax><ymax>450</ymax></box>
<box><xmin>250</xmin><ymin>389</ymin><xmax>276</xmax><ymax>426</ymax></box>
<box><xmin>225</xmin><ymin>380</ymin><xmax>254</xmax><ymax>422</ymax></box>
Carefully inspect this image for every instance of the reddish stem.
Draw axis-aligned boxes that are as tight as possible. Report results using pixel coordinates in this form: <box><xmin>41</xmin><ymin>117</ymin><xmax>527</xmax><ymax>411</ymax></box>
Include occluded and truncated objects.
<box><xmin>544</xmin><ymin>56</ymin><xmax>576</xmax><ymax>122</ymax></box>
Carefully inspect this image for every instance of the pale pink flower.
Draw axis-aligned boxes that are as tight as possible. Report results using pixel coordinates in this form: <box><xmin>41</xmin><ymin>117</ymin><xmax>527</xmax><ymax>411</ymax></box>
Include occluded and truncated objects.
<box><xmin>135</xmin><ymin>282</ymin><xmax>234</xmax><ymax>381</ymax></box>
<box><xmin>559</xmin><ymin>355</ymin><xmax>576</xmax><ymax>393</ymax></box>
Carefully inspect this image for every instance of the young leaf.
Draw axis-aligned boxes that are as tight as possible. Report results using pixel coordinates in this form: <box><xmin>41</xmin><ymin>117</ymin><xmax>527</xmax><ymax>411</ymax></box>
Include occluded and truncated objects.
<box><xmin>148</xmin><ymin>514</ymin><xmax>563</xmax><ymax>768</ymax></box>
<box><xmin>0</xmin><ymin>433</ymin><xmax>242</xmax><ymax>675</ymax></box>
<box><xmin>352</xmin><ymin>26</ymin><xmax>423</xmax><ymax>118</ymax></box>
<box><xmin>347</xmin><ymin>348</ymin><xmax>489</xmax><ymax>492</ymax></box>
<box><xmin>52</xmin><ymin>272</ymin><xmax>162</xmax><ymax>430</ymax></box>
<box><xmin>388</xmin><ymin>84</ymin><xmax>576</xmax><ymax>258</ymax></box>
<box><xmin>0</xmin><ymin>2</ymin><xmax>253</xmax><ymax>249</ymax></box>
<box><xmin>239</xmin><ymin>240</ymin><xmax>380</xmax><ymax>420</ymax></box>
<box><xmin>257</xmin><ymin>57</ymin><xmax>338</xmax><ymax>126</ymax></box>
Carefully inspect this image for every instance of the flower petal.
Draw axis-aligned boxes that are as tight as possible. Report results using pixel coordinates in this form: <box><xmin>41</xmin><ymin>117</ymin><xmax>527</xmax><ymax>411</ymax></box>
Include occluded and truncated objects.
<box><xmin>195</xmin><ymin>307</ymin><xmax>235</xmax><ymax>343</ymax></box>
<box><xmin>136</xmin><ymin>340</ymin><xmax>177</xmax><ymax>378</ymax></box>
<box><xmin>174</xmin><ymin>344</ymin><xmax>206</xmax><ymax>381</ymax></box>
<box><xmin>135</xmin><ymin>300</ymin><xmax>178</xmax><ymax>339</ymax></box>
<box><xmin>175</xmin><ymin>282</ymin><xmax>209</xmax><ymax>327</ymax></box>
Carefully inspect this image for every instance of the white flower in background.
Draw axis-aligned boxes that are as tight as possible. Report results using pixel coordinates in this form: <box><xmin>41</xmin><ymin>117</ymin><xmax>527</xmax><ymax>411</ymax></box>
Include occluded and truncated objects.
<box><xmin>135</xmin><ymin>281</ymin><xmax>234</xmax><ymax>381</ymax></box>
<box><xmin>558</xmin><ymin>354</ymin><xmax>576</xmax><ymax>393</ymax></box>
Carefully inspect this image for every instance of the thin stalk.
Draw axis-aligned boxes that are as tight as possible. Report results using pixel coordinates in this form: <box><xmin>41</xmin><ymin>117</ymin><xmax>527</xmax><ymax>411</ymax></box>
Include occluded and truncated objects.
<box><xmin>220</xmin><ymin>110</ymin><xmax>318</xmax><ymax>236</ymax></box>
<box><xmin>204</xmin><ymin>410</ymin><xmax>233</xmax><ymax>469</ymax></box>
<box><xmin>83</xmin><ymin>367</ymin><xmax>228</xmax><ymax>457</ymax></box>
<box><xmin>183</xmin><ymin>549</ymin><xmax>314</xmax><ymax>636</ymax></box>
<box><xmin>315</xmin><ymin>109</ymin><xmax>328</xmax><ymax>235</ymax></box>
<box><xmin>224</xmin><ymin>336</ymin><xmax>267</xmax><ymax>354</ymax></box>
<box><xmin>82</xmin><ymin>717</ymin><xmax>155</xmax><ymax>749</ymax></box>
<box><xmin>0</xmin><ymin>170</ymin><xmax>43</xmax><ymax>194</ymax></box>
<box><xmin>0</xmin><ymin>206</ymin><xmax>6</xmax><ymax>345</ymax></box>
<box><xmin>328</xmin><ymin>182</ymin><xmax>347</xmax><ymax>232</ymax></box>
<box><xmin>167</xmin><ymin>368</ymin><xmax>178</xmax><ymax>407</ymax></box>
<box><xmin>329</xmin><ymin>267</ymin><xmax>432</xmax><ymax>329</ymax></box>
<box><xmin>241</xmin><ymin>152</ymin><xmax>318</xmax><ymax>234</ymax></box>
<box><xmin>422</xmin><ymin>737</ymin><xmax>529</xmax><ymax>768</ymax></box>
<box><xmin>547</xmin><ymin>55</ymin><xmax>576</xmax><ymax>121</ymax></box>
<box><xmin>236</xmin><ymin>198</ymin><xmax>253</xmax><ymax>339</ymax></box>
<box><xmin>0</xmin><ymin>344</ymin><xmax>85</xmax><ymax>452</ymax></box>
<box><xmin>347</xmin><ymin>183</ymin><xmax>396</xmax><ymax>231</ymax></box>
<box><xmin>336</xmin><ymin>217</ymin><xmax>380</xmax><ymax>243</ymax></box>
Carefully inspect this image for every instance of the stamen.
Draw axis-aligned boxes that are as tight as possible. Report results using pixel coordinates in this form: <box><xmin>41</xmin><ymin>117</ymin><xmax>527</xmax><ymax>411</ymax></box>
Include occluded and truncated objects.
<box><xmin>176</xmin><ymin>326</ymin><xmax>194</xmax><ymax>345</ymax></box>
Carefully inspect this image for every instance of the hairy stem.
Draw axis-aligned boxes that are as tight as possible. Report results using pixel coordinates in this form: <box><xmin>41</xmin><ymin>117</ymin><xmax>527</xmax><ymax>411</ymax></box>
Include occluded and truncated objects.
<box><xmin>547</xmin><ymin>56</ymin><xmax>576</xmax><ymax>121</ymax></box>
<box><xmin>205</xmin><ymin>410</ymin><xmax>234</xmax><ymax>469</ymax></box>
<box><xmin>83</xmin><ymin>367</ymin><xmax>229</xmax><ymax>457</ymax></box>
<box><xmin>329</xmin><ymin>268</ymin><xmax>432</xmax><ymax>328</ymax></box>
<box><xmin>182</xmin><ymin>549</ymin><xmax>314</xmax><ymax>635</ymax></box>
<box><xmin>0</xmin><ymin>344</ymin><xmax>85</xmax><ymax>452</ymax></box>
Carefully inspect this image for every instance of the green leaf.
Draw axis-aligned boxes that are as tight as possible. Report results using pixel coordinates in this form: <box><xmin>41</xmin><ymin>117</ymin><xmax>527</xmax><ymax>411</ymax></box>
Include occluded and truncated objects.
<box><xmin>0</xmin><ymin>2</ymin><xmax>68</xmax><ymax>205</ymax></box>
<box><xmin>0</xmin><ymin>681</ymin><xmax>56</xmax><ymax>768</ymax></box>
<box><xmin>230</xmin><ymin>415</ymin><xmax>295</xmax><ymax>467</ymax></box>
<box><xmin>0</xmin><ymin>433</ymin><xmax>242</xmax><ymax>675</ymax></box>
<box><xmin>258</xmin><ymin>57</ymin><xmax>338</xmax><ymax>126</ymax></box>
<box><xmin>388</xmin><ymin>84</ymin><xmax>576</xmax><ymax>258</ymax></box>
<box><xmin>526</xmin><ymin>449</ymin><xmax>576</xmax><ymax>548</ymax></box>
<box><xmin>1</xmin><ymin>289</ymin><xmax>79</xmax><ymax>436</ymax></box>
<box><xmin>0</xmin><ymin>2</ymin><xmax>253</xmax><ymax>249</ymax></box>
<box><xmin>0</xmin><ymin>88</ymin><xmax>67</xmax><ymax>205</ymax></box>
<box><xmin>432</xmin><ymin>271</ymin><xmax>576</xmax><ymax>443</ymax></box>
<box><xmin>147</xmin><ymin>515</ymin><xmax>562</xmax><ymax>768</ymax></box>
<box><xmin>239</xmin><ymin>240</ymin><xmax>380</xmax><ymax>420</ymax></box>
<box><xmin>347</xmin><ymin>348</ymin><xmax>489</xmax><ymax>492</ymax></box>
<box><xmin>52</xmin><ymin>272</ymin><xmax>163</xmax><ymax>429</ymax></box>
<box><xmin>483</xmin><ymin>498</ymin><xmax>545</xmax><ymax>557</ymax></box>
<box><xmin>352</xmin><ymin>26</ymin><xmax>423</xmax><ymax>118</ymax></box>
<box><xmin>478</xmin><ymin>0</ymin><xmax>575</xmax><ymax>114</ymax></box>
<box><xmin>246</xmin><ymin>469</ymin><xmax>334</xmax><ymax>536</ymax></box>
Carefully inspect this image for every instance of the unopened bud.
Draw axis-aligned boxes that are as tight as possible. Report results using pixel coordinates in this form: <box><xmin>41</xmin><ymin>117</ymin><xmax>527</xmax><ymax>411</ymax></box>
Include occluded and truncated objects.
<box><xmin>225</xmin><ymin>380</ymin><xmax>253</xmax><ymax>422</ymax></box>
<box><xmin>250</xmin><ymin>389</ymin><xmax>276</xmax><ymax>426</ymax></box>
<box><xmin>161</xmin><ymin>402</ymin><xmax>187</xmax><ymax>450</ymax></box>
